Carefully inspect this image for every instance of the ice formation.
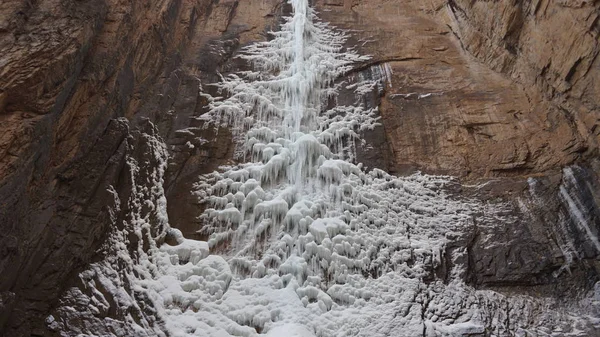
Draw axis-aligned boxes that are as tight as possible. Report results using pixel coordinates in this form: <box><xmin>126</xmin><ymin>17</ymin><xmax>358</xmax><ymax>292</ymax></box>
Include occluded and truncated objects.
<box><xmin>50</xmin><ymin>1</ymin><xmax>600</xmax><ymax>336</ymax></box>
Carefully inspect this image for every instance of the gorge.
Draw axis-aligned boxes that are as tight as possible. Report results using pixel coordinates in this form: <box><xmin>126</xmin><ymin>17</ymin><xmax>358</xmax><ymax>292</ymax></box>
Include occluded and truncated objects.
<box><xmin>1</xmin><ymin>0</ymin><xmax>600</xmax><ymax>336</ymax></box>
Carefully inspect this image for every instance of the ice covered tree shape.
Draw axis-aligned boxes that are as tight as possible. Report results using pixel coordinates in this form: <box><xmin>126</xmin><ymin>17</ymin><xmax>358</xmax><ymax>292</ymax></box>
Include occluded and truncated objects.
<box><xmin>201</xmin><ymin>0</ymin><xmax>376</xmax><ymax>160</ymax></box>
<box><xmin>196</xmin><ymin>0</ymin><xmax>385</xmax><ymax>256</ymax></box>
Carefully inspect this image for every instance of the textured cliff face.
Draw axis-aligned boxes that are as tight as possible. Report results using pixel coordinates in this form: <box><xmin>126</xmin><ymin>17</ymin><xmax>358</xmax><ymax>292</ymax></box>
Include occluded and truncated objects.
<box><xmin>317</xmin><ymin>0</ymin><xmax>599</xmax><ymax>178</ymax></box>
<box><xmin>316</xmin><ymin>0</ymin><xmax>600</xmax><ymax>323</ymax></box>
<box><xmin>1</xmin><ymin>0</ymin><xmax>600</xmax><ymax>336</ymax></box>
<box><xmin>0</xmin><ymin>0</ymin><xmax>280</xmax><ymax>335</ymax></box>
<box><xmin>449</xmin><ymin>0</ymin><xmax>600</xmax><ymax>155</ymax></box>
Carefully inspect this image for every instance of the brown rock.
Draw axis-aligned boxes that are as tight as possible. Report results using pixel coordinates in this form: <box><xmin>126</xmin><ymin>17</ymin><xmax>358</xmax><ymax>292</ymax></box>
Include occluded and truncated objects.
<box><xmin>316</xmin><ymin>0</ymin><xmax>593</xmax><ymax>178</ymax></box>
<box><xmin>0</xmin><ymin>0</ymin><xmax>282</xmax><ymax>335</ymax></box>
<box><xmin>447</xmin><ymin>0</ymin><xmax>600</xmax><ymax>153</ymax></box>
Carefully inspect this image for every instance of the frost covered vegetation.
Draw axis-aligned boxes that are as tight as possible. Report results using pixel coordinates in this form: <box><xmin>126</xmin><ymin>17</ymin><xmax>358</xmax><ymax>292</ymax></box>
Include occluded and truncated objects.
<box><xmin>50</xmin><ymin>0</ymin><xmax>600</xmax><ymax>336</ymax></box>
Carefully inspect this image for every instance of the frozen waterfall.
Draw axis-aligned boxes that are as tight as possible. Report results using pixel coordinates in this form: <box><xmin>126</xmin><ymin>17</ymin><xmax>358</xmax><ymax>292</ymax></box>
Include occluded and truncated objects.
<box><xmin>49</xmin><ymin>1</ymin><xmax>600</xmax><ymax>336</ymax></box>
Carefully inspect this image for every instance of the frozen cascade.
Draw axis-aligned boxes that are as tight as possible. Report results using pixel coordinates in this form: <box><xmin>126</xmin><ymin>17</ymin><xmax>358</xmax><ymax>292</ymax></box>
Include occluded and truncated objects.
<box><xmin>51</xmin><ymin>1</ymin><xmax>600</xmax><ymax>336</ymax></box>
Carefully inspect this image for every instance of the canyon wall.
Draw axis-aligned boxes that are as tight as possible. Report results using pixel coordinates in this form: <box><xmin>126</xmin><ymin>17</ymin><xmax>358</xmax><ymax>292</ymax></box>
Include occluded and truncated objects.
<box><xmin>317</xmin><ymin>0</ymin><xmax>599</xmax><ymax>177</ymax></box>
<box><xmin>1</xmin><ymin>0</ymin><xmax>599</xmax><ymax>335</ymax></box>
<box><xmin>0</xmin><ymin>0</ymin><xmax>281</xmax><ymax>334</ymax></box>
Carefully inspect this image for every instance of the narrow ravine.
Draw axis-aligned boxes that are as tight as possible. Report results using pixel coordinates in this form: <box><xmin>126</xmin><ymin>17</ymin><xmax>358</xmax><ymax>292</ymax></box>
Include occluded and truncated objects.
<box><xmin>48</xmin><ymin>1</ymin><xmax>600</xmax><ymax>336</ymax></box>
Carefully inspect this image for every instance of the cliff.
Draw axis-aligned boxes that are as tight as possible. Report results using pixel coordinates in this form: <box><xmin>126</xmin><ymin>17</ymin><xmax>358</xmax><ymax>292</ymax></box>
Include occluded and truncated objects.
<box><xmin>0</xmin><ymin>0</ymin><xmax>280</xmax><ymax>334</ymax></box>
<box><xmin>1</xmin><ymin>0</ymin><xmax>599</xmax><ymax>335</ymax></box>
<box><xmin>316</xmin><ymin>0</ymin><xmax>599</xmax><ymax>177</ymax></box>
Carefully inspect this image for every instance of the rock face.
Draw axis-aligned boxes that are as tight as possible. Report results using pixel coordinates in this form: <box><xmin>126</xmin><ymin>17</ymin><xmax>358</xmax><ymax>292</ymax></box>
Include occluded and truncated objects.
<box><xmin>315</xmin><ymin>1</ymin><xmax>600</xmax><ymax>331</ymax></box>
<box><xmin>463</xmin><ymin>161</ymin><xmax>600</xmax><ymax>288</ymax></box>
<box><xmin>1</xmin><ymin>0</ymin><xmax>599</xmax><ymax>336</ymax></box>
<box><xmin>450</xmin><ymin>0</ymin><xmax>600</xmax><ymax>155</ymax></box>
<box><xmin>0</xmin><ymin>0</ymin><xmax>280</xmax><ymax>335</ymax></box>
<box><xmin>317</xmin><ymin>0</ymin><xmax>599</xmax><ymax>178</ymax></box>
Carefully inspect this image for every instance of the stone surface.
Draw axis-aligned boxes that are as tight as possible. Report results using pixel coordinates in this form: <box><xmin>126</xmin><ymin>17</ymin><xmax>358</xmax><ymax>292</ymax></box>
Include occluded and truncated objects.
<box><xmin>1</xmin><ymin>0</ymin><xmax>600</xmax><ymax>335</ymax></box>
<box><xmin>316</xmin><ymin>0</ymin><xmax>596</xmax><ymax>178</ymax></box>
<box><xmin>0</xmin><ymin>0</ymin><xmax>280</xmax><ymax>335</ymax></box>
<box><xmin>462</xmin><ymin>160</ymin><xmax>600</xmax><ymax>290</ymax></box>
<box><xmin>317</xmin><ymin>0</ymin><xmax>600</xmax><ymax>331</ymax></box>
<box><xmin>449</xmin><ymin>0</ymin><xmax>600</xmax><ymax>156</ymax></box>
